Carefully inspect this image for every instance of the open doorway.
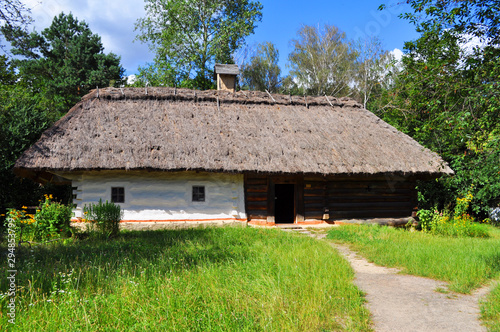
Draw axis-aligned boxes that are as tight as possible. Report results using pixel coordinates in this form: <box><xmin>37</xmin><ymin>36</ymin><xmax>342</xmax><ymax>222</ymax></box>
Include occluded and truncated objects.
<box><xmin>274</xmin><ymin>184</ymin><xmax>295</xmax><ymax>223</ymax></box>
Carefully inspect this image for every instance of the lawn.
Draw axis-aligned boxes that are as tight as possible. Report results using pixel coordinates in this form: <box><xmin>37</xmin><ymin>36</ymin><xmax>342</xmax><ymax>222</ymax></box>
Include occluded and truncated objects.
<box><xmin>327</xmin><ymin>224</ymin><xmax>500</xmax><ymax>331</ymax></box>
<box><xmin>1</xmin><ymin>226</ymin><xmax>371</xmax><ymax>331</ymax></box>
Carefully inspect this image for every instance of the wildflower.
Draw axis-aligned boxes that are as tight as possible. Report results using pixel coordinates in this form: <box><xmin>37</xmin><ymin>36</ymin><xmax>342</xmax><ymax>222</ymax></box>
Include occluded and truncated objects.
<box><xmin>22</xmin><ymin>206</ymin><xmax>27</xmax><ymax>209</ymax></box>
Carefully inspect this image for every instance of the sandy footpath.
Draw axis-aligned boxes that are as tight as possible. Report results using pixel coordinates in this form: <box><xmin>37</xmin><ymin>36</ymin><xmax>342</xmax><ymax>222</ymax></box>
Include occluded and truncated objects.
<box><xmin>331</xmin><ymin>242</ymin><xmax>491</xmax><ymax>332</ymax></box>
<box><xmin>291</xmin><ymin>229</ymin><xmax>493</xmax><ymax>332</ymax></box>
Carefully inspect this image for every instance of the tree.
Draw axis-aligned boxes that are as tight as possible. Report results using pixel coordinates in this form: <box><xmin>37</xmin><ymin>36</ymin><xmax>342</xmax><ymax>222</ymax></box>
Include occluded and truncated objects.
<box><xmin>352</xmin><ymin>36</ymin><xmax>394</xmax><ymax>109</ymax></box>
<box><xmin>288</xmin><ymin>24</ymin><xmax>357</xmax><ymax>97</ymax></box>
<box><xmin>129</xmin><ymin>58</ymin><xmax>177</xmax><ymax>87</ymax></box>
<box><xmin>376</xmin><ymin>0</ymin><xmax>500</xmax><ymax>216</ymax></box>
<box><xmin>0</xmin><ymin>58</ymin><xmax>71</xmax><ymax>226</ymax></box>
<box><xmin>135</xmin><ymin>0</ymin><xmax>263</xmax><ymax>89</ymax></box>
<box><xmin>4</xmin><ymin>12</ymin><xmax>124</xmax><ymax>115</ymax></box>
<box><xmin>393</xmin><ymin>0</ymin><xmax>500</xmax><ymax>46</ymax></box>
<box><xmin>0</xmin><ymin>0</ymin><xmax>32</xmax><ymax>54</ymax></box>
<box><xmin>0</xmin><ymin>54</ymin><xmax>16</xmax><ymax>84</ymax></box>
<box><xmin>240</xmin><ymin>42</ymin><xmax>281</xmax><ymax>92</ymax></box>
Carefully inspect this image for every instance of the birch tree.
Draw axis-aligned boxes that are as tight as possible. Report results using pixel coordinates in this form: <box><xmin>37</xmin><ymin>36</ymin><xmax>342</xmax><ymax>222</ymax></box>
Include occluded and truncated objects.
<box><xmin>240</xmin><ymin>42</ymin><xmax>281</xmax><ymax>93</ymax></box>
<box><xmin>288</xmin><ymin>24</ymin><xmax>357</xmax><ymax>97</ymax></box>
<box><xmin>353</xmin><ymin>36</ymin><xmax>394</xmax><ymax>109</ymax></box>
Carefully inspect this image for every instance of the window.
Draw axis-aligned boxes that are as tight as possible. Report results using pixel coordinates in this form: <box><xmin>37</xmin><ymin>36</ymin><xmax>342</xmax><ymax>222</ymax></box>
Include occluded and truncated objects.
<box><xmin>192</xmin><ymin>186</ymin><xmax>205</xmax><ymax>202</ymax></box>
<box><xmin>111</xmin><ymin>187</ymin><xmax>125</xmax><ymax>203</ymax></box>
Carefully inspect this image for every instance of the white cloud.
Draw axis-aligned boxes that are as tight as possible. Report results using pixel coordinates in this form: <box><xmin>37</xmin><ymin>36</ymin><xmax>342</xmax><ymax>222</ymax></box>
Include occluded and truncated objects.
<box><xmin>460</xmin><ymin>34</ymin><xmax>486</xmax><ymax>57</ymax></box>
<box><xmin>127</xmin><ymin>74</ymin><xmax>137</xmax><ymax>85</ymax></box>
<box><xmin>390</xmin><ymin>48</ymin><xmax>403</xmax><ymax>62</ymax></box>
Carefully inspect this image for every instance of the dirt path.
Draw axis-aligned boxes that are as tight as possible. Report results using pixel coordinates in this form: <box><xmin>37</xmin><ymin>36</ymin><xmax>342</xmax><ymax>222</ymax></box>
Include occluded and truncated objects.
<box><xmin>290</xmin><ymin>230</ymin><xmax>492</xmax><ymax>331</ymax></box>
<box><xmin>330</xmin><ymin>240</ymin><xmax>490</xmax><ymax>331</ymax></box>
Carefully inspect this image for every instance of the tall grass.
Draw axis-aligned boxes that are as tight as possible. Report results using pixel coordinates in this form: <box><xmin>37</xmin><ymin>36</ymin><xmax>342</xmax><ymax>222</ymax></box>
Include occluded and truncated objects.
<box><xmin>481</xmin><ymin>283</ymin><xmax>500</xmax><ymax>332</ymax></box>
<box><xmin>327</xmin><ymin>225</ymin><xmax>500</xmax><ymax>293</ymax></box>
<box><xmin>1</xmin><ymin>227</ymin><xmax>371</xmax><ymax>331</ymax></box>
<box><xmin>327</xmin><ymin>224</ymin><xmax>500</xmax><ymax>330</ymax></box>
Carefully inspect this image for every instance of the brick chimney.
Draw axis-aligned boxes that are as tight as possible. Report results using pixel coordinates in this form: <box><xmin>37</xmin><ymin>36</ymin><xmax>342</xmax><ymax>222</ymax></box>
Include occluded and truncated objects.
<box><xmin>214</xmin><ymin>64</ymin><xmax>239</xmax><ymax>92</ymax></box>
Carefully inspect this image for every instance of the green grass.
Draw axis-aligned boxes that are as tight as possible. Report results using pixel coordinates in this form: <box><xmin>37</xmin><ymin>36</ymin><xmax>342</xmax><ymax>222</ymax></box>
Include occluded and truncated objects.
<box><xmin>481</xmin><ymin>283</ymin><xmax>500</xmax><ymax>332</ymax></box>
<box><xmin>1</xmin><ymin>226</ymin><xmax>371</xmax><ymax>331</ymax></box>
<box><xmin>327</xmin><ymin>224</ymin><xmax>500</xmax><ymax>330</ymax></box>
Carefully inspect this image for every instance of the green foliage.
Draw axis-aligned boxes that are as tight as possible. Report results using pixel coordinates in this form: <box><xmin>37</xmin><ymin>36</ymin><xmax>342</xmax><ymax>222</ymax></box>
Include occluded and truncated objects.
<box><xmin>83</xmin><ymin>199</ymin><xmax>122</xmax><ymax>238</ymax></box>
<box><xmin>373</xmin><ymin>1</ymin><xmax>500</xmax><ymax>217</ymax></box>
<box><xmin>288</xmin><ymin>24</ymin><xmax>357</xmax><ymax>97</ymax></box>
<box><xmin>3</xmin><ymin>12</ymin><xmax>125</xmax><ymax>115</ymax></box>
<box><xmin>0</xmin><ymin>76</ymin><xmax>71</xmax><ymax>227</ymax></box>
<box><xmin>415</xmin><ymin>208</ymin><xmax>434</xmax><ymax>231</ymax></box>
<box><xmin>399</xmin><ymin>0</ymin><xmax>500</xmax><ymax>46</ymax></box>
<box><xmin>240</xmin><ymin>41</ymin><xmax>282</xmax><ymax>93</ymax></box>
<box><xmin>4</xmin><ymin>195</ymin><xmax>72</xmax><ymax>242</ymax></box>
<box><xmin>416</xmin><ymin>191</ymin><xmax>490</xmax><ymax>238</ymax></box>
<box><xmin>0</xmin><ymin>55</ymin><xmax>16</xmax><ymax>84</ymax></box>
<box><xmin>0</xmin><ymin>0</ymin><xmax>32</xmax><ymax>53</ymax></box>
<box><xmin>0</xmin><ymin>227</ymin><xmax>371</xmax><ymax>330</ymax></box>
<box><xmin>33</xmin><ymin>194</ymin><xmax>72</xmax><ymax>241</ymax></box>
<box><xmin>0</xmin><ymin>13</ymin><xmax>109</xmax><ymax>222</ymax></box>
<box><xmin>135</xmin><ymin>0</ymin><xmax>263</xmax><ymax>89</ymax></box>
<box><xmin>481</xmin><ymin>283</ymin><xmax>500</xmax><ymax>331</ymax></box>
<box><xmin>129</xmin><ymin>58</ymin><xmax>177</xmax><ymax>87</ymax></box>
<box><xmin>4</xmin><ymin>207</ymin><xmax>35</xmax><ymax>242</ymax></box>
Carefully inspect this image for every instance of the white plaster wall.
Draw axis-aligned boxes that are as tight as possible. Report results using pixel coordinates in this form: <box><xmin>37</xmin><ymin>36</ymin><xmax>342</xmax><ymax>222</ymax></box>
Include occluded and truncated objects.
<box><xmin>60</xmin><ymin>171</ymin><xmax>246</xmax><ymax>221</ymax></box>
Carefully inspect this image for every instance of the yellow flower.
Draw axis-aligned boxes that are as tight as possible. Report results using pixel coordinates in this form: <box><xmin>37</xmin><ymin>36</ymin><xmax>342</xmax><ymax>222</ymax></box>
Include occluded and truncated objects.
<box><xmin>22</xmin><ymin>206</ymin><xmax>27</xmax><ymax>209</ymax></box>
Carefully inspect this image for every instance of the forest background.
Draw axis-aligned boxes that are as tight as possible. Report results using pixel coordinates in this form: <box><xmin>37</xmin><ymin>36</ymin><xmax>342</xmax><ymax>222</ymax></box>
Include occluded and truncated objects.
<box><xmin>1</xmin><ymin>0</ymin><xmax>499</xmax><ymax>225</ymax></box>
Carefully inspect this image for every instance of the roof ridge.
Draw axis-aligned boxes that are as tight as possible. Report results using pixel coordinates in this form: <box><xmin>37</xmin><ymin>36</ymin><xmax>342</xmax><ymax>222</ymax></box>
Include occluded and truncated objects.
<box><xmin>82</xmin><ymin>87</ymin><xmax>363</xmax><ymax>108</ymax></box>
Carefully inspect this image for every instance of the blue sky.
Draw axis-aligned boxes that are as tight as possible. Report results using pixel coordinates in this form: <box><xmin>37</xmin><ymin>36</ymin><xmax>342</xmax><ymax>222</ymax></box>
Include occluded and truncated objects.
<box><xmin>24</xmin><ymin>0</ymin><xmax>421</xmax><ymax>76</ymax></box>
<box><xmin>244</xmin><ymin>0</ymin><xmax>420</xmax><ymax>73</ymax></box>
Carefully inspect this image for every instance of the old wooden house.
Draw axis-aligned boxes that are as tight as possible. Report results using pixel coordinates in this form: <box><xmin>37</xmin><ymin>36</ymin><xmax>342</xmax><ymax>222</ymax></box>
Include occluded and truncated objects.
<box><xmin>14</xmin><ymin>68</ymin><xmax>452</xmax><ymax>227</ymax></box>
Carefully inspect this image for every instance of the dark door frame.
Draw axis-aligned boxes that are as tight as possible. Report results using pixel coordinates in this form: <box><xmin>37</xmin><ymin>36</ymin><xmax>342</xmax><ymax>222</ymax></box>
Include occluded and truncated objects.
<box><xmin>266</xmin><ymin>176</ymin><xmax>304</xmax><ymax>224</ymax></box>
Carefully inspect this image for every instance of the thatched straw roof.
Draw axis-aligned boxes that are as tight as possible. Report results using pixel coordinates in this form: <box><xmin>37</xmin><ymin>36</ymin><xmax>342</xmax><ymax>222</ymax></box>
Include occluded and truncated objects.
<box><xmin>14</xmin><ymin>87</ymin><xmax>453</xmax><ymax>178</ymax></box>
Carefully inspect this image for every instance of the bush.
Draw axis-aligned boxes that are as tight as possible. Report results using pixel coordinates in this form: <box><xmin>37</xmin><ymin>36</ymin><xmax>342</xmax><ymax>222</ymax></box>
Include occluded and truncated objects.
<box><xmin>33</xmin><ymin>194</ymin><xmax>73</xmax><ymax>241</ymax></box>
<box><xmin>4</xmin><ymin>208</ymin><xmax>36</xmax><ymax>242</ymax></box>
<box><xmin>416</xmin><ymin>190</ymin><xmax>490</xmax><ymax>238</ymax></box>
<box><xmin>83</xmin><ymin>199</ymin><xmax>122</xmax><ymax>238</ymax></box>
<box><xmin>4</xmin><ymin>195</ymin><xmax>72</xmax><ymax>242</ymax></box>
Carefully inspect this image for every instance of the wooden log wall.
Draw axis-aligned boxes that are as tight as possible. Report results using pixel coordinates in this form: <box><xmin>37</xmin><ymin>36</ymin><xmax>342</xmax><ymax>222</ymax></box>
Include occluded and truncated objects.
<box><xmin>304</xmin><ymin>175</ymin><xmax>417</xmax><ymax>221</ymax></box>
<box><xmin>244</xmin><ymin>174</ymin><xmax>269</xmax><ymax>220</ymax></box>
<box><xmin>245</xmin><ymin>173</ymin><xmax>418</xmax><ymax>222</ymax></box>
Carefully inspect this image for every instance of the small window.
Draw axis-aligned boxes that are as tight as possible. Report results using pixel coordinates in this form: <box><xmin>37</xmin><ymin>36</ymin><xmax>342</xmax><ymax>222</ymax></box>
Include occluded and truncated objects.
<box><xmin>111</xmin><ymin>187</ymin><xmax>125</xmax><ymax>203</ymax></box>
<box><xmin>192</xmin><ymin>186</ymin><xmax>205</xmax><ymax>202</ymax></box>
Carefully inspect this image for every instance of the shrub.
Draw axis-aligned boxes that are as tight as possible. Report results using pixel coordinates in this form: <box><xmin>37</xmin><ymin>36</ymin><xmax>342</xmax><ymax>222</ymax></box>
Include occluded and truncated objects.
<box><xmin>4</xmin><ymin>195</ymin><xmax>72</xmax><ymax>242</ymax></box>
<box><xmin>416</xmin><ymin>191</ymin><xmax>489</xmax><ymax>238</ymax></box>
<box><xmin>415</xmin><ymin>208</ymin><xmax>434</xmax><ymax>231</ymax></box>
<box><xmin>4</xmin><ymin>207</ymin><xmax>36</xmax><ymax>242</ymax></box>
<box><xmin>83</xmin><ymin>199</ymin><xmax>122</xmax><ymax>238</ymax></box>
<box><xmin>33</xmin><ymin>194</ymin><xmax>73</xmax><ymax>241</ymax></box>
